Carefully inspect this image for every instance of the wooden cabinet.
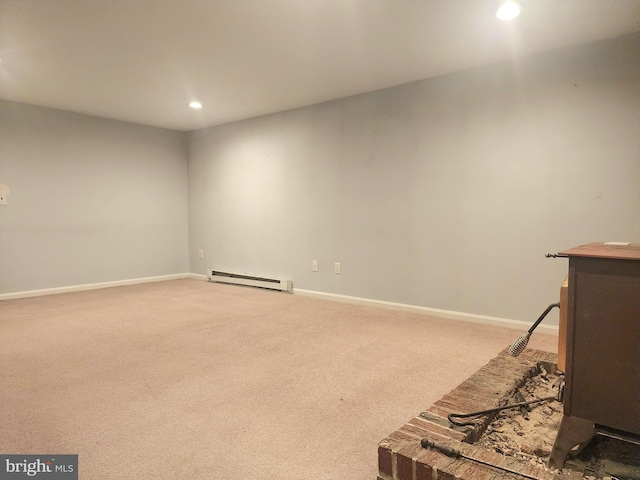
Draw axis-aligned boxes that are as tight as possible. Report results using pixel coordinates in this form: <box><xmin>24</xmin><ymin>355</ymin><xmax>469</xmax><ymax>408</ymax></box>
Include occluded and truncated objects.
<box><xmin>559</xmin><ymin>242</ymin><xmax>640</xmax><ymax>434</ymax></box>
<box><xmin>549</xmin><ymin>243</ymin><xmax>639</xmax><ymax>468</ymax></box>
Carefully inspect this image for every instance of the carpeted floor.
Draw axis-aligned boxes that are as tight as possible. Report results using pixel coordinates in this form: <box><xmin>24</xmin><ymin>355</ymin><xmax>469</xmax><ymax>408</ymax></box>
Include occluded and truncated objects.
<box><xmin>0</xmin><ymin>279</ymin><xmax>557</xmax><ymax>479</ymax></box>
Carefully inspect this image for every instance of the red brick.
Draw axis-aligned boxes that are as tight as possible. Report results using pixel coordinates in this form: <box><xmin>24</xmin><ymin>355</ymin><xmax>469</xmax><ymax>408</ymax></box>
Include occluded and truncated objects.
<box><xmin>517</xmin><ymin>348</ymin><xmax>556</xmax><ymax>364</ymax></box>
<box><xmin>471</xmin><ymin>369</ymin><xmax>518</xmax><ymax>387</ymax></box>
<box><xmin>398</xmin><ymin>422</ymin><xmax>448</xmax><ymax>441</ymax></box>
<box><xmin>484</xmin><ymin>359</ymin><xmax>532</xmax><ymax>379</ymax></box>
<box><xmin>434</xmin><ymin>459</ymin><xmax>460</xmax><ymax>480</ymax></box>
<box><xmin>482</xmin><ymin>455</ymin><xmax>535</xmax><ymax>477</ymax></box>
<box><xmin>432</xmin><ymin>398</ymin><xmax>472</xmax><ymax>413</ymax></box>
<box><xmin>416</xmin><ymin>437</ymin><xmax>472</xmax><ymax>479</ymax></box>
<box><xmin>416</xmin><ymin>443</ymin><xmax>495</xmax><ymax>480</ymax></box>
<box><xmin>399</xmin><ymin>423</ymin><xmax>429</xmax><ymax>437</ymax></box>
<box><xmin>396</xmin><ymin>453</ymin><xmax>413</xmax><ymax>480</ymax></box>
<box><xmin>432</xmin><ymin>466</ymin><xmax>458</xmax><ymax>480</ymax></box>
<box><xmin>378</xmin><ymin>445</ymin><xmax>393</xmax><ymax>478</ymax></box>
<box><xmin>435</xmin><ymin>393</ymin><xmax>488</xmax><ymax>413</ymax></box>
<box><xmin>395</xmin><ymin>442</ymin><xmax>423</xmax><ymax>480</ymax></box>
<box><xmin>415</xmin><ymin>450</ymin><xmax>439</xmax><ymax>480</ymax></box>
<box><xmin>426</xmin><ymin>405</ymin><xmax>455</xmax><ymax>417</ymax></box>
<box><xmin>414</xmin><ymin>411</ymin><xmax>450</xmax><ymax>428</ymax></box>
<box><xmin>457</xmin><ymin>377</ymin><xmax>511</xmax><ymax>396</ymax></box>
<box><xmin>427</xmin><ymin>403</ymin><xmax>467</xmax><ymax>422</ymax></box>
<box><xmin>451</xmin><ymin>462</ymin><xmax>496</xmax><ymax>480</ymax></box>
<box><xmin>388</xmin><ymin>429</ymin><xmax>422</xmax><ymax>442</ymax></box>
<box><xmin>466</xmin><ymin>444</ymin><xmax>504</xmax><ymax>465</ymax></box>
<box><xmin>415</xmin><ymin>464</ymin><xmax>433</xmax><ymax>480</ymax></box>
<box><xmin>407</xmin><ymin>417</ymin><xmax>467</xmax><ymax>442</ymax></box>
<box><xmin>414</xmin><ymin>444</ymin><xmax>455</xmax><ymax>480</ymax></box>
<box><xmin>440</xmin><ymin>456</ymin><xmax>474</xmax><ymax>479</ymax></box>
<box><xmin>380</xmin><ymin>349</ymin><xmax>563</xmax><ymax>480</ymax></box>
<box><xmin>451</xmin><ymin>381</ymin><xmax>501</xmax><ymax>400</ymax></box>
<box><xmin>446</xmin><ymin>445</ymin><xmax>508</xmax><ymax>479</ymax></box>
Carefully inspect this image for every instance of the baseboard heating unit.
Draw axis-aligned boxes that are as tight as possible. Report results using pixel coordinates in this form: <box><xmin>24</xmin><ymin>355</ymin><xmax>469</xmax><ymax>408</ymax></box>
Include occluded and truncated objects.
<box><xmin>206</xmin><ymin>269</ymin><xmax>293</xmax><ymax>294</ymax></box>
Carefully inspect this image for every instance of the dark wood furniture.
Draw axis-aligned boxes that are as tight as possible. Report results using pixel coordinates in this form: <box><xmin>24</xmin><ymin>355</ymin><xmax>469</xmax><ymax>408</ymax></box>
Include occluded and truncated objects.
<box><xmin>549</xmin><ymin>242</ymin><xmax>640</xmax><ymax>468</ymax></box>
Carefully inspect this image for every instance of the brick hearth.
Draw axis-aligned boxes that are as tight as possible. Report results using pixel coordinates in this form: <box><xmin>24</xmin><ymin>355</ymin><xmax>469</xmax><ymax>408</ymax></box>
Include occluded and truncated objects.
<box><xmin>377</xmin><ymin>348</ymin><xmax>583</xmax><ymax>480</ymax></box>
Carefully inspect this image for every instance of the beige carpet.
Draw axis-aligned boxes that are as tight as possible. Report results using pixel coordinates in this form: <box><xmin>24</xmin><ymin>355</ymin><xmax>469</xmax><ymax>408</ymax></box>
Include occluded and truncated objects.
<box><xmin>0</xmin><ymin>279</ymin><xmax>557</xmax><ymax>479</ymax></box>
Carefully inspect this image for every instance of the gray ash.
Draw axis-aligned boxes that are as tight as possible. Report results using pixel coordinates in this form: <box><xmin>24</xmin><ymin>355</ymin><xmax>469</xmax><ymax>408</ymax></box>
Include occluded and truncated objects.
<box><xmin>475</xmin><ymin>365</ymin><xmax>640</xmax><ymax>479</ymax></box>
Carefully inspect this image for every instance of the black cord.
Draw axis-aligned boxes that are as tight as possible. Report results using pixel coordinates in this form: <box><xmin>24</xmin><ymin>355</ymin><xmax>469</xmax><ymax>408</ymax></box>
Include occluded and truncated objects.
<box><xmin>447</xmin><ymin>395</ymin><xmax>557</xmax><ymax>427</ymax></box>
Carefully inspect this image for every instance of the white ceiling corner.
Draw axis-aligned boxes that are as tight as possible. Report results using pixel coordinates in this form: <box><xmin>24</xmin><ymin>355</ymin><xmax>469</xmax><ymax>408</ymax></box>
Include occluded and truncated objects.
<box><xmin>0</xmin><ymin>0</ymin><xmax>639</xmax><ymax>131</ymax></box>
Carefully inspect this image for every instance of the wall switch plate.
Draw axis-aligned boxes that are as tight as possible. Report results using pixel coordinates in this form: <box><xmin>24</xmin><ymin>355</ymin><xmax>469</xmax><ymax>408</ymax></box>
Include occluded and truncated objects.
<box><xmin>334</xmin><ymin>262</ymin><xmax>341</xmax><ymax>274</ymax></box>
<box><xmin>312</xmin><ymin>260</ymin><xmax>318</xmax><ymax>272</ymax></box>
<box><xmin>0</xmin><ymin>194</ymin><xmax>7</xmax><ymax>206</ymax></box>
<box><xmin>198</xmin><ymin>249</ymin><xmax>204</xmax><ymax>259</ymax></box>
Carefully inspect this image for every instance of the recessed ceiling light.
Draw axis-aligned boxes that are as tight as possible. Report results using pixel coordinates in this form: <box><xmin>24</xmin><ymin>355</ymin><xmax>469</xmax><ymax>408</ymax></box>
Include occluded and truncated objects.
<box><xmin>496</xmin><ymin>1</ymin><xmax>520</xmax><ymax>20</ymax></box>
<box><xmin>189</xmin><ymin>101</ymin><xmax>203</xmax><ymax>109</ymax></box>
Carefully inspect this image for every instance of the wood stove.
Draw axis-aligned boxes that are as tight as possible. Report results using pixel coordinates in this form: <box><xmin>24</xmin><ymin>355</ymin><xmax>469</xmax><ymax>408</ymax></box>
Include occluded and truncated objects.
<box><xmin>549</xmin><ymin>242</ymin><xmax>640</xmax><ymax>469</ymax></box>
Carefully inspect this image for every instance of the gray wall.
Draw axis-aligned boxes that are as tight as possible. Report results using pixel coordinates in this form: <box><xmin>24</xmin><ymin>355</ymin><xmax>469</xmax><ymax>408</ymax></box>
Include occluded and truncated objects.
<box><xmin>0</xmin><ymin>101</ymin><xmax>189</xmax><ymax>294</ymax></box>
<box><xmin>2</xmin><ymin>34</ymin><xmax>638</xmax><ymax>321</ymax></box>
<box><xmin>187</xmin><ymin>34</ymin><xmax>640</xmax><ymax>323</ymax></box>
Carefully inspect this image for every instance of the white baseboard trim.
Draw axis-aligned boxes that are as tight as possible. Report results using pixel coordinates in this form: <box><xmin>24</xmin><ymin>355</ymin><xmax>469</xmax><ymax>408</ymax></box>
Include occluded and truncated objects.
<box><xmin>0</xmin><ymin>274</ymin><xmax>191</xmax><ymax>301</ymax></box>
<box><xmin>293</xmin><ymin>288</ymin><xmax>559</xmax><ymax>334</ymax></box>
<box><xmin>2</xmin><ymin>277</ymin><xmax>558</xmax><ymax>335</ymax></box>
<box><xmin>187</xmin><ymin>273</ymin><xmax>208</xmax><ymax>280</ymax></box>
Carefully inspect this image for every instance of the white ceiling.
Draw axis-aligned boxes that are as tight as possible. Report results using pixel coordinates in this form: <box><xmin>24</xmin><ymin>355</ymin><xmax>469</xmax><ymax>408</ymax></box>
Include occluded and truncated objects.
<box><xmin>1</xmin><ymin>0</ymin><xmax>639</xmax><ymax>131</ymax></box>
